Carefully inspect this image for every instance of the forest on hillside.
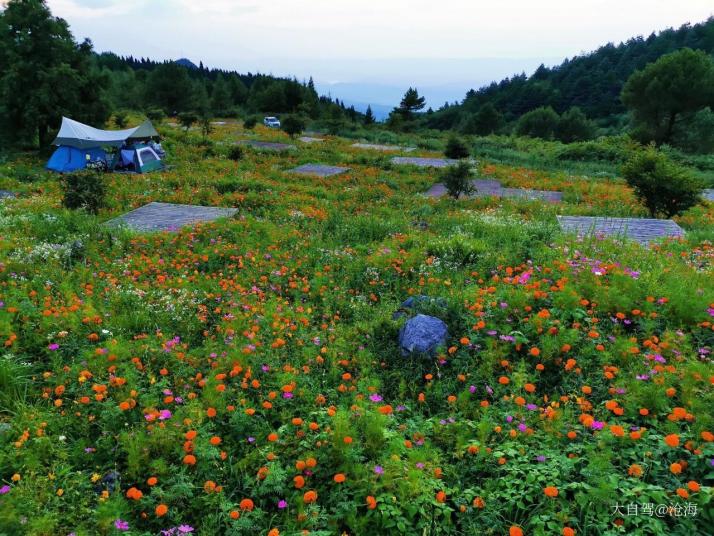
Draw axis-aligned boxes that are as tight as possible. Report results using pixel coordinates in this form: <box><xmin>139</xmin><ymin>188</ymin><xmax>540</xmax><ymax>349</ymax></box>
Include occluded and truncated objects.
<box><xmin>422</xmin><ymin>18</ymin><xmax>714</xmax><ymax>149</ymax></box>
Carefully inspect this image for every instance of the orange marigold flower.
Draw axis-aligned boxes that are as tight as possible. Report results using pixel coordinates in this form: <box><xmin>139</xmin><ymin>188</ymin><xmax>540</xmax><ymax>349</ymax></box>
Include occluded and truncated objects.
<box><xmin>562</xmin><ymin>528</ymin><xmax>575</xmax><ymax>536</ymax></box>
<box><xmin>366</xmin><ymin>495</ymin><xmax>377</xmax><ymax>509</ymax></box>
<box><xmin>239</xmin><ymin>498</ymin><xmax>254</xmax><ymax>511</ymax></box>
<box><xmin>183</xmin><ymin>454</ymin><xmax>196</xmax><ymax>465</ymax></box>
<box><xmin>126</xmin><ymin>487</ymin><xmax>143</xmax><ymax>500</ymax></box>
<box><xmin>676</xmin><ymin>488</ymin><xmax>689</xmax><ymax>499</ymax></box>
<box><xmin>664</xmin><ymin>434</ymin><xmax>680</xmax><ymax>448</ymax></box>
<box><xmin>155</xmin><ymin>504</ymin><xmax>168</xmax><ymax>517</ymax></box>
<box><xmin>670</xmin><ymin>463</ymin><xmax>682</xmax><ymax>474</ymax></box>
<box><xmin>510</xmin><ymin>527</ymin><xmax>524</xmax><ymax>536</ymax></box>
<box><xmin>627</xmin><ymin>464</ymin><xmax>643</xmax><ymax>477</ymax></box>
<box><xmin>333</xmin><ymin>473</ymin><xmax>346</xmax><ymax>483</ymax></box>
<box><xmin>687</xmin><ymin>481</ymin><xmax>700</xmax><ymax>492</ymax></box>
<box><xmin>294</xmin><ymin>475</ymin><xmax>305</xmax><ymax>489</ymax></box>
<box><xmin>435</xmin><ymin>490</ymin><xmax>446</xmax><ymax>503</ymax></box>
<box><xmin>303</xmin><ymin>490</ymin><xmax>317</xmax><ymax>504</ymax></box>
<box><xmin>147</xmin><ymin>477</ymin><xmax>158</xmax><ymax>486</ymax></box>
<box><xmin>543</xmin><ymin>486</ymin><xmax>559</xmax><ymax>498</ymax></box>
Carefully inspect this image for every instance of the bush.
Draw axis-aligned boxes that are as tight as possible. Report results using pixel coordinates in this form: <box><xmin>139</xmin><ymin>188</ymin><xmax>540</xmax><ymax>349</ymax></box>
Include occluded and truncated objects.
<box><xmin>621</xmin><ymin>146</ymin><xmax>704</xmax><ymax>217</ymax></box>
<box><xmin>281</xmin><ymin>114</ymin><xmax>306</xmax><ymax>138</ymax></box>
<box><xmin>515</xmin><ymin>106</ymin><xmax>560</xmax><ymax>140</ymax></box>
<box><xmin>227</xmin><ymin>145</ymin><xmax>244</xmax><ymax>161</ymax></box>
<box><xmin>145</xmin><ymin>108</ymin><xmax>165</xmax><ymax>122</ymax></box>
<box><xmin>243</xmin><ymin>116</ymin><xmax>258</xmax><ymax>129</ymax></box>
<box><xmin>178</xmin><ymin>112</ymin><xmax>198</xmax><ymax>131</ymax></box>
<box><xmin>441</xmin><ymin>161</ymin><xmax>475</xmax><ymax>199</ymax></box>
<box><xmin>113</xmin><ymin>110</ymin><xmax>129</xmax><ymax>129</ymax></box>
<box><xmin>59</xmin><ymin>170</ymin><xmax>106</xmax><ymax>214</ymax></box>
<box><xmin>444</xmin><ymin>136</ymin><xmax>470</xmax><ymax>159</ymax></box>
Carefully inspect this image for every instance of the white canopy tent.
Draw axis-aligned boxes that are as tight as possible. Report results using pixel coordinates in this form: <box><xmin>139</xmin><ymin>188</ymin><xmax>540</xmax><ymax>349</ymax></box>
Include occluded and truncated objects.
<box><xmin>52</xmin><ymin>117</ymin><xmax>160</xmax><ymax>149</ymax></box>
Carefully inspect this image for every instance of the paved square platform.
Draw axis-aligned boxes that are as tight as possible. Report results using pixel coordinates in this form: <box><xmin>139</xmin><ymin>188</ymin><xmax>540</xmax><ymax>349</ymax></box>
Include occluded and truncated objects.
<box><xmin>299</xmin><ymin>136</ymin><xmax>324</xmax><ymax>143</ymax></box>
<box><xmin>352</xmin><ymin>143</ymin><xmax>415</xmax><ymax>152</ymax></box>
<box><xmin>289</xmin><ymin>164</ymin><xmax>350</xmax><ymax>177</ymax></box>
<box><xmin>425</xmin><ymin>180</ymin><xmax>562</xmax><ymax>202</ymax></box>
<box><xmin>0</xmin><ymin>190</ymin><xmax>16</xmax><ymax>199</ymax></box>
<box><xmin>392</xmin><ymin>157</ymin><xmax>459</xmax><ymax>168</ymax></box>
<box><xmin>557</xmin><ymin>216</ymin><xmax>685</xmax><ymax>244</ymax></box>
<box><xmin>703</xmin><ymin>189</ymin><xmax>714</xmax><ymax>201</ymax></box>
<box><xmin>106</xmin><ymin>202</ymin><xmax>238</xmax><ymax>232</ymax></box>
<box><xmin>239</xmin><ymin>140</ymin><xmax>295</xmax><ymax>151</ymax></box>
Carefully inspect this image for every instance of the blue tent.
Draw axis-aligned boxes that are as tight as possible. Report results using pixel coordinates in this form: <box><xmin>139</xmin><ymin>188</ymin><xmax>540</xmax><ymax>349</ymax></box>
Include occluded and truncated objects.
<box><xmin>46</xmin><ymin>146</ymin><xmax>108</xmax><ymax>173</ymax></box>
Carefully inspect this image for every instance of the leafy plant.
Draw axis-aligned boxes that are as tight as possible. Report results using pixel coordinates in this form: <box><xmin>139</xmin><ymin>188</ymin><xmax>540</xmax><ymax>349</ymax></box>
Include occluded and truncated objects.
<box><xmin>441</xmin><ymin>161</ymin><xmax>475</xmax><ymax>199</ymax></box>
<box><xmin>621</xmin><ymin>146</ymin><xmax>704</xmax><ymax>217</ymax></box>
<box><xmin>59</xmin><ymin>170</ymin><xmax>106</xmax><ymax>214</ymax></box>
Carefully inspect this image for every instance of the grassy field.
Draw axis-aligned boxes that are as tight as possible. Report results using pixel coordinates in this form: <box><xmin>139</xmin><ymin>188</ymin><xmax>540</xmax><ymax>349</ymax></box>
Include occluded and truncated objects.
<box><xmin>0</xmin><ymin>121</ymin><xmax>713</xmax><ymax>535</ymax></box>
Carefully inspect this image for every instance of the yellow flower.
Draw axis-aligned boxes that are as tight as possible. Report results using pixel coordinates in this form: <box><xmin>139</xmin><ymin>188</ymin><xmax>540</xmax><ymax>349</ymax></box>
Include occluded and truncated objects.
<box><xmin>91</xmin><ymin>473</ymin><xmax>101</xmax><ymax>483</ymax></box>
<box><xmin>11</xmin><ymin>473</ymin><xmax>21</xmax><ymax>482</ymax></box>
<box><xmin>56</xmin><ymin>488</ymin><xmax>64</xmax><ymax>496</ymax></box>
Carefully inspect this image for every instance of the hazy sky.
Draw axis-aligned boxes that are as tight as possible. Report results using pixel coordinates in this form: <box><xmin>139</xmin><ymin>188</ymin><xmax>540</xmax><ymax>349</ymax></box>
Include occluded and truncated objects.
<box><xmin>33</xmin><ymin>1</ymin><xmax>714</xmax><ymax>106</ymax></box>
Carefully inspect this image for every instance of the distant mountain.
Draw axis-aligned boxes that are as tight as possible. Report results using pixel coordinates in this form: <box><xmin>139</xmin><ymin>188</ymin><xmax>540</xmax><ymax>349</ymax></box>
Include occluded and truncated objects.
<box><xmin>175</xmin><ymin>58</ymin><xmax>198</xmax><ymax>70</ymax></box>
<box><xmin>426</xmin><ymin>17</ymin><xmax>714</xmax><ymax>130</ymax></box>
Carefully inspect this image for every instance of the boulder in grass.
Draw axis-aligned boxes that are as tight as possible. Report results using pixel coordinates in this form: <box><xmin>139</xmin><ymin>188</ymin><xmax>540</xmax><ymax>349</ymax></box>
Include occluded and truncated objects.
<box><xmin>399</xmin><ymin>314</ymin><xmax>448</xmax><ymax>356</ymax></box>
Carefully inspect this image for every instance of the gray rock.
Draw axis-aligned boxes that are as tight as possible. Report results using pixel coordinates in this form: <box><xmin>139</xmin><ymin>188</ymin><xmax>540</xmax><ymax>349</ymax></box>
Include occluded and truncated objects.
<box><xmin>399</xmin><ymin>314</ymin><xmax>448</xmax><ymax>356</ymax></box>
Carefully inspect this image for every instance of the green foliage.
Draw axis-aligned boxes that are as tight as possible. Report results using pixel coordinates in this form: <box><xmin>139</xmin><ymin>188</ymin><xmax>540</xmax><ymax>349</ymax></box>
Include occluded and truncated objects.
<box><xmin>243</xmin><ymin>116</ymin><xmax>258</xmax><ymax>129</ymax></box>
<box><xmin>462</xmin><ymin>103</ymin><xmax>504</xmax><ymax>135</ymax></box>
<box><xmin>227</xmin><ymin>145</ymin><xmax>244</xmax><ymax>161</ymax></box>
<box><xmin>281</xmin><ymin>114</ymin><xmax>306</xmax><ymax>138</ymax></box>
<box><xmin>622</xmin><ymin>48</ymin><xmax>714</xmax><ymax>146</ymax></box>
<box><xmin>515</xmin><ymin>106</ymin><xmax>560</xmax><ymax>140</ymax></box>
<box><xmin>394</xmin><ymin>87</ymin><xmax>426</xmax><ymax>122</ymax></box>
<box><xmin>0</xmin><ymin>0</ymin><xmax>110</xmax><ymax>147</ymax></box>
<box><xmin>444</xmin><ymin>136</ymin><xmax>470</xmax><ymax>159</ymax></box>
<box><xmin>621</xmin><ymin>146</ymin><xmax>704</xmax><ymax>217</ymax></box>
<box><xmin>113</xmin><ymin>110</ymin><xmax>129</xmax><ymax>129</ymax></box>
<box><xmin>556</xmin><ymin>107</ymin><xmax>595</xmax><ymax>143</ymax></box>
<box><xmin>145</xmin><ymin>108</ymin><xmax>165</xmax><ymax>122</ymax></box>
<box><xmin>59</xmin><ymin>170</ymin><xmax>106</xmax><ymax>214</ymax></box>
<box><xmin>441</xmin><ymin>161</ymin><xmax>475</xmax><ymax>199</ymax></box>
<box><xmin>364</xmin><ymin>105</ymin><xmax>376</xmax><ymax>125</ymax></box>
<box><xmin>178</xmin><ymin>111</ymin><xmax>198</xmax><ymax>131</ymax></box>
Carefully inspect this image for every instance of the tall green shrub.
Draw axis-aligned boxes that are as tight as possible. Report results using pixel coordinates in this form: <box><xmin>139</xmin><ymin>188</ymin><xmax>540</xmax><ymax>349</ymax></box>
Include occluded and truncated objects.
<box><xmin>60</xmin><ymin>170</ymin><xmax>106</xmax><ymax>214</ymax></box>
<box><xmin>621</xmin><ymin>146</ymin><xmax>704</xmax><ymax>217</ymax></box>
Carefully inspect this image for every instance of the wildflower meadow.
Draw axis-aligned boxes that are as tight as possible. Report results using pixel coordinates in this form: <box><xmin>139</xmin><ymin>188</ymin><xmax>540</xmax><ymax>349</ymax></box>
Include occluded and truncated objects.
<box><xmin>0</xmin><ymin>121</ymin><xmax>712</xmax><ymax>535</ymax></box>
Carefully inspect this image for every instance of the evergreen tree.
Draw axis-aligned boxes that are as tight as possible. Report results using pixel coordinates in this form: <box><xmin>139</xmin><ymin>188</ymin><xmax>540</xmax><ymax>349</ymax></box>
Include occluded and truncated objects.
<box><xmin>211</xmin><ymin>74</ymin><xmax>233</xmax><ymax>116</ymax></box>
<box><xmin>462</xmin><ymin>103</ymin><xmax>503</xmax><ymax>135</ymax></box>
<box><xmin>145</xmin><ymin>62</ymin><xmax>194</xmax><ymax>114</ymax></box>
<box><xmin>0</xmin><ymin>0</ymin><xmax>110</xmax><ymax>147</ymax></box>
<box><xmin>556</xmin><ymin>107</ymin><xmax>595</xmax><ymax>143</ymax></box>
<box><xmin>622</xmin><ymin>48</ymin><xmax>714</xmax><ymax>145</ymax></box>
<box><xmin>364</xmin><ymin>105</ymin><xmax>375</xmax><ymax>125</ymax></box>
<box><xmin>396</xmin><ymin>87</ymin><xmax>426</xmax><ymax>120</ymax></box>
<box><xmin>515</xmin><ymin>106</ymin><xmax>561</xmax><ymax>140</ymax></box>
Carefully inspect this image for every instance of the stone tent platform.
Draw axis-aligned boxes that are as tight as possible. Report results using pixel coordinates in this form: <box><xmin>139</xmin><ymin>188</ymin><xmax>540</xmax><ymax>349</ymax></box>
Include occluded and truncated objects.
<box><xmin>392</xmin><ymin>157</ymin><xmax>459</xmax><ymax>168</ymax></box>
<box><xmin>426</xmin><ymin>179</ymin><xmax>563</xmax><ymax>202</ymax></box>
<box><xmin>289</xmin><ymin>164</ymin><xmax>350</xmax><ymax>177</ymax></box>
<box><xmin>352</xmin><ymin>143</ymin><xmax>415</xmax><ymax>152</ymax></box>
<box><xmin>0</xmin><ymin>190</ymin><xmax>16</xmax><ymax>199</ymax></box>
<box><xmin>238</xmin><ymin>140</ymin><xmax>295</xmax><ymax>151</ymax></box>
<box><xmin>106</xmin><ymin>202</ymin><xmax>238</xmax><ymax>232</ymax></box>
<box><xmin>704</xmin><ymin>189</ymin><xmax>714</xmax><ymax>201</ymax></box>
<box><xmin>557</xmin><ymin>216</ymin><xmax>685</xmax><ymax>244</ymax></box>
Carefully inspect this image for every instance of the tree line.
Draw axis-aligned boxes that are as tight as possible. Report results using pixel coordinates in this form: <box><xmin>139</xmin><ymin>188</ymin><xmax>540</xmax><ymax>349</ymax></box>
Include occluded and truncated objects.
<box><xmin>0</xmin><ymin>0</ymin><xmax>361</xmax><ymax>148</ymax></box>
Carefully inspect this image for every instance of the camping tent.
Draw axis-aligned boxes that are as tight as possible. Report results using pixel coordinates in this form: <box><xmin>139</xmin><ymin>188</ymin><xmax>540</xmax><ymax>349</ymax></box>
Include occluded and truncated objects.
<box><xmin>112</xmin><ymin>143</ymin><xmax>163</xmax><ymax>174</ymax></box>
<box><xmin>46</xmin><ymin>146</ymin><xmax>109</xmax><ymax>173</ymax></box>
<box><xmin>47</xmin><ymin>117</ymin><xmax>162</xmax><ymax>173</ymax></box>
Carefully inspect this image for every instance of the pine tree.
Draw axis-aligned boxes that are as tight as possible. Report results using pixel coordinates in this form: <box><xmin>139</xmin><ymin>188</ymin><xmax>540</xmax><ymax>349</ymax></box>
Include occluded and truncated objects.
<box><xmin>364</xmin><ymin>105</ymin><xmax>375</xmax><ymax>125</ymax></box>
<box><xmin>396</xmin><ymin>87</ymin><xmax>426</xmax><ymax>120</ymax></box>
